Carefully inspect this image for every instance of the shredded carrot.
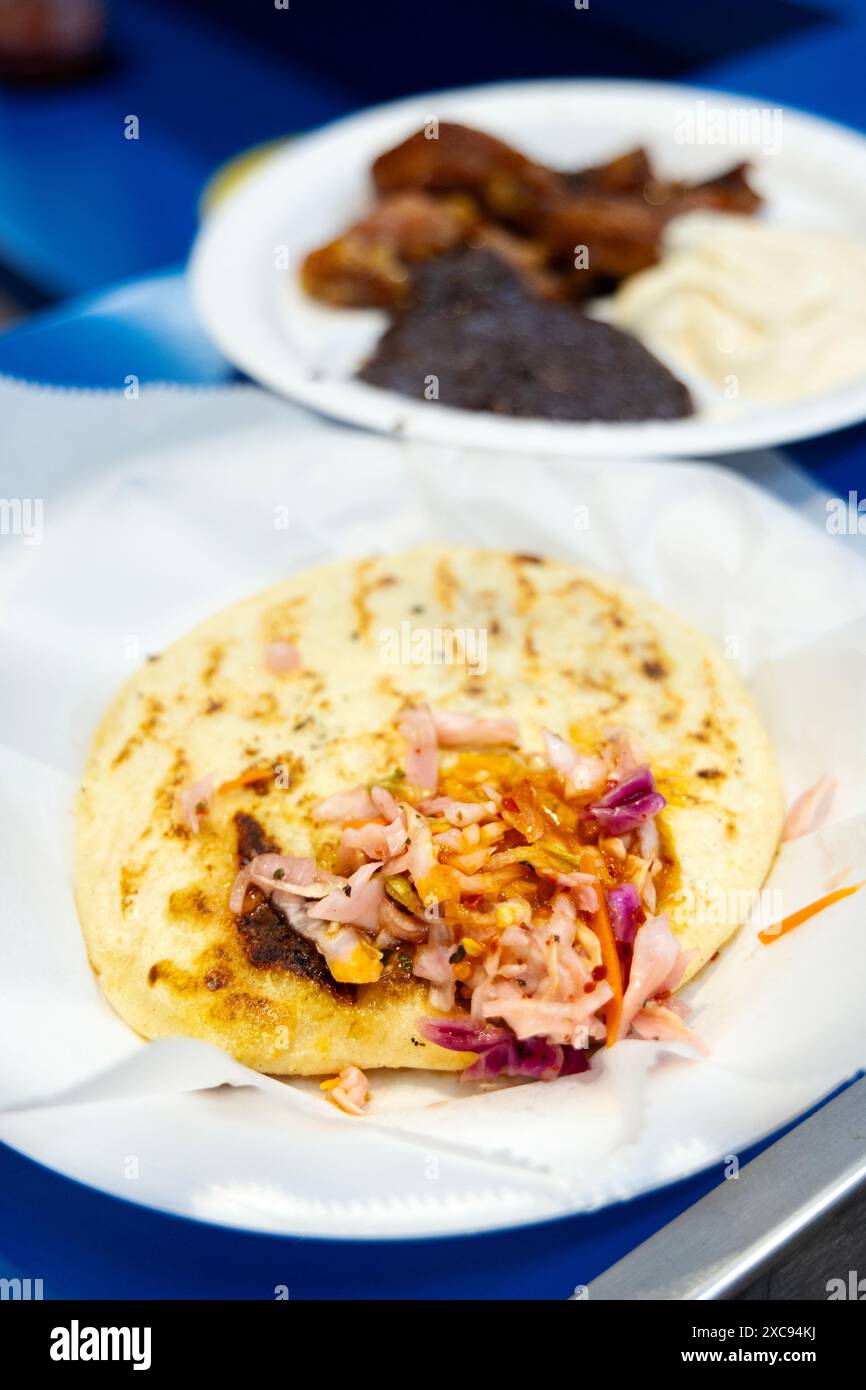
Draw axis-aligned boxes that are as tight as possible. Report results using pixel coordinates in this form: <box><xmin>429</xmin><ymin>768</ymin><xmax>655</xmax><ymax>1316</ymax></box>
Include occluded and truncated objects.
<box><xmin>759</xmin><ymin>881</ymin><xmax>864</xmax><ymax>944</ymax></box>
<box><xmin>589</xmin><ymin>888</ymin><xmax>624</xmax><ymax>1046</ymax></box>
<box><xmin>578</xmin><ymin>846</ymin><xmax>610</xmax><ymax>880</ymax></box>
<box><xmin>217</xmin><ymin>764</ymin><xmax>274</xmax><ymax>796</ymax></box>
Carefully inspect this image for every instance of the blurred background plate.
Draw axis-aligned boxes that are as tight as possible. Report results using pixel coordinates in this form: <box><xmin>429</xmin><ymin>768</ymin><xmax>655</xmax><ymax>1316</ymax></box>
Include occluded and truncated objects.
<box><xmin>191</xmin><ymin>78</ymin><xmax>866</xmax><ymax>458</ymax></box>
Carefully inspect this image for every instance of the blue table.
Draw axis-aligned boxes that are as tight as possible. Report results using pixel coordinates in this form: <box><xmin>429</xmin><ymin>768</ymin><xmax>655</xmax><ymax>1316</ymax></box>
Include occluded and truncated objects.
<box><xmin>1</xmin><ymin>4</ymin><xmax>865</xmax><ymax>1302</ymax></box>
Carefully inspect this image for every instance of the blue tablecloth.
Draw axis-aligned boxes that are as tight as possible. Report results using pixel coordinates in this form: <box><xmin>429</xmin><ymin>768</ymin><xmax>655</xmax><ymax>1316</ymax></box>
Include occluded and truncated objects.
<box><xmin>0</xmin><ymin>2</ymin><xmax>864</xmax><ymax>1299</ymax></box>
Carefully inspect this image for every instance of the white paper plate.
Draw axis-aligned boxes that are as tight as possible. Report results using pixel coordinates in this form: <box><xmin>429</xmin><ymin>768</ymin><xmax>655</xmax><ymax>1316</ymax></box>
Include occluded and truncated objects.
<box><xmin>1</xmin><ymin>383</ymin><xmax>865</xmax><ymax>1240</ymax></box>
<box><xmin>190</xmin><ymin>78</ymin><xmax>866</xmax><ymax>458</ymax></box>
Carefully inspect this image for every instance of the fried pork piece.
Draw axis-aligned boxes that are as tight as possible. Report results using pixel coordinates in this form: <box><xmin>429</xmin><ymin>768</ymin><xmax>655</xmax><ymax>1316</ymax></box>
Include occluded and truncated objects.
<box><xmin>301</xmin><ymin>124</ymin><xmax>763</xmax><ymax>308</ymax></box>
<box><xmin>467</xmin><ymin>224</ymin><xmax>567</xmax><ymax>300</ymax></box>
<box><xmin>672</xmin><ymin>162</ymin><xmax>762</xmax><ymax>215</ymax></box>
<box><xmin>300</xmin><ymin>190</ymin><xmax>478</xmax><ymax>308</ymax></box>
<box><xmin>546</xmin><ymin>193</ymin><xmax>667</xmax><ymax>280</ymax></box>
<box><xmin>371</xmin><ymin>121</ymin><xmax>564</xmax><ymax>232</ymax></box>
<box><xmin>546</xmin><ymin>162</ymin><xmax>763</xmax><ymax>282</ymax></box>
<box><xmin>562</xmin><ymin>146</ymin><xmax>653</xmax><ymax>196</ymax></box>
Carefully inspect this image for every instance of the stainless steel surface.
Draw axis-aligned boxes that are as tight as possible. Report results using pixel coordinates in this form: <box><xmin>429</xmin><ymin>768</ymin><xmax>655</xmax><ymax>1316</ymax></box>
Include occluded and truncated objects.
<box><xmin>586</xmin><ymin>1076</ymin><xmax>866</xmax><ymax>1300</ymax></box>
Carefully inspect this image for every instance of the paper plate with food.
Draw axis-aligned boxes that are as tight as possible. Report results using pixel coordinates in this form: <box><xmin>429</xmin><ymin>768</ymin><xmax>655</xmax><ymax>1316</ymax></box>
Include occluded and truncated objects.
<box><xmin>191</xmin><ymin>79</ymin><xmax>866</xmax><ymax>457</ymax></box>
<box><xmin>1</xmin><ymin>400</ymin><xmax>865</xmax><ymax>1237</ymax></box>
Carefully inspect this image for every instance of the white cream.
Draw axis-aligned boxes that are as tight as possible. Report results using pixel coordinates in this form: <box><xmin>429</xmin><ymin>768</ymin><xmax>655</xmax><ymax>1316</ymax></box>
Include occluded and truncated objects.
<box><xmin>609</xmin><ymin>212</ymin><xmax>866</xmax><ymax>404</ymax></box>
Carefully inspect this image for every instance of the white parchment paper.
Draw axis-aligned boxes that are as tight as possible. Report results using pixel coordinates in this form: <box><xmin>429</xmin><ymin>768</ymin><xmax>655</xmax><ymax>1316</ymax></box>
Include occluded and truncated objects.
<box><xmin>0</xmin><ymin>377</ymin><xmax>864</xmax><ymax>1234</ymax></box>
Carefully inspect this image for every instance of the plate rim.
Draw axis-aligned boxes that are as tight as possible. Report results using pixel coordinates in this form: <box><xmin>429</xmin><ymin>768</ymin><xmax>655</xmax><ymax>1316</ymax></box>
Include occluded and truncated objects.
<box><xmin>2</xmin><ymin>1073</ymin><xmax>854</xmax><ymax>1245</ymax></box>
